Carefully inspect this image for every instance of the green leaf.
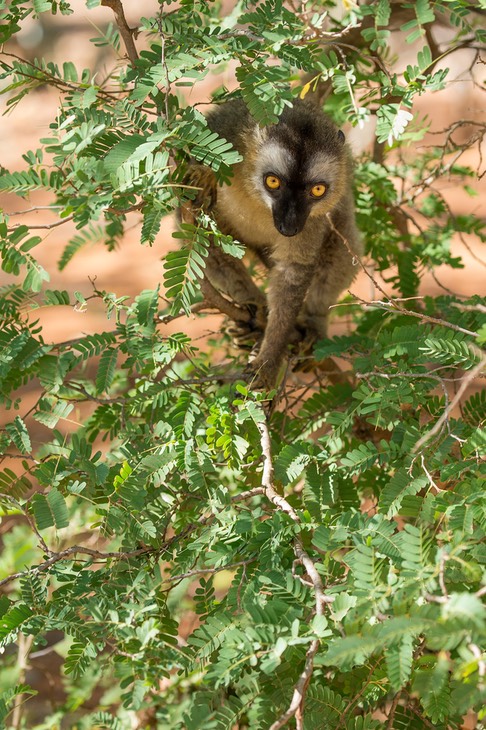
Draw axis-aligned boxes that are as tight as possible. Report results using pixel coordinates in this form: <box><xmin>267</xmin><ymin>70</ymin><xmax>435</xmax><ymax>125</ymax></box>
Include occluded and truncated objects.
<box><xmin>274</xmin><ymin>442</ymin><xmax>312</xmax><ymax>485</ymax></box>
<box><xmin>71</xmin><ymin>332</ymin><xmax>118</xmax><ymax>360</ymax></box>
<box><xmin>103</xmin><ymin>134</ymin><xmax>151</xmax><ymax>173</ymax></box>
<box><xmin>386</xmin><ymin>634</ymin><xmax>414</xmax><ymax>690</ymax></box>
<box><xmin>135</xmin><ymin>288</ymin><xmax>159</xmax><ymax>327</ymax></box>
<box><xmin>33</xmin><ymin>0</ymin><xmax>54</xmax><ymax>13</ymax></box>
<box><xmin>87</xmin><ymin>712</ymin><xmax>124</xmax><ymax>730</ymax></box>
<box><xmin>379</xmin><ymin>469</ymin><xmax>428</xmax><ymax>518</ymax></box>
<box><xmin>376</xmin><ymin>104</ymin><xmax>413</xmax><ymax>145</ymax></box>
<box><xmin>0</xmin><ymin>685</ymin><xmax>37</xmax><ymax>727</ymax></box>
<box><xmin>303</xmin><ymin>463</ymin><xmax>336</xmax><ymax>520</ymax></box>
<box><xmin>341</xmin><ymin>442</ymin><xmax>378</xmax><ymax>473</ymax></box>
<box><xmin>414</xmin><ymin>0</ymin><xmax>435</xmax><ymax>26</ymax></box>
<box><xmin>375</xmin><ymin>0</ymin><xmax>391</xmax><ymax>26</ymax></box>
<box><xmin>141</xmin><ymin>205</ymin><xmax>164</xmax><ymax>245</ymax></box>
<box><xmin>413</xmin><ymin>656</ymin><xmax>452</xmax><ymax>724</ymax></box>
<box><xmin>164</xmin><ymin>232</ymin><xmax>209</xmax><ymax>315</ymax></box>
<box><xmin>32</xmin><ymin>488</ymin><xmax>69</xmax><ymax>530</ymax></box>
<box><xmin>43</xmin><ymin>289</ymin><xmax>71</xmax><ymax>306</ymax></box>
<box><xmin>65</xmin><ymin>639</ymin><xmax>98</xmax><ymax>677</ymax></box>
<box><xmin>321</xmin><ymin>633</ymin><xmax>380</xmax><ymax>670</ymax></box>
<box><xmin>420</xmin><ymin>336</ymin><xmax>479</xmax><ymax>369</ymax></box>
<box><xmin>58</xmin><ymin>224</ymin><xmax>105</xmax><ymax>270</ymax></box>
<box><xmin>442</xmin><ymin>593</ymin><xmax>486</xmax><ymax>628</ymax></box>
<box><xmin>95</xmin><ymin>348</ymin><xmax>118</xmax><ymax>393</ymax></box>
<box><xmin>0</xmin><ymin>604</ymin><xmax>33</xmax><ymax>642</ymax></box>
<box><xmin>5</xmin><ymin>416</ymin><xmax>31</xmax><ymax>454</ymax></box>
<box><xmin>33</xmin><ymin>396</ymin><xmax>74</xmax><ymax>428</ymax></box>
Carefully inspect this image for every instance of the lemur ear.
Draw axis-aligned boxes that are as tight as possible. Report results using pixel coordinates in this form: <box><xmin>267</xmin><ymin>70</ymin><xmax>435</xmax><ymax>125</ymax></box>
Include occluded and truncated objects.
<box><xmin>254</xmin><ymin>125</ymin><xmax>269</xmax><ymax>144</ymax></box>
<box><xmin>337</xmin><ymin>130</ymin><xmax>345</xmax><ymax>144</ymax></box>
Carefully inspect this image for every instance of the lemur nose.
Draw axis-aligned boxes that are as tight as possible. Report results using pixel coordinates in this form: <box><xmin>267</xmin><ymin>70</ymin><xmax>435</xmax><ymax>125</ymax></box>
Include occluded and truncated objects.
<box><xmin>277</xmin><ymin>222</ymin><xmax>299</xmax><ymax>237</ymax></box>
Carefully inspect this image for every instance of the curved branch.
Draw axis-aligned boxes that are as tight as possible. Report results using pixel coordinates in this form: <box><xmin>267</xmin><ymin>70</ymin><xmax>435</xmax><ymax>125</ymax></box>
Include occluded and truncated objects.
<box><xmin>257</xmin><ymin>419</ymin><xmax>332</xmax><ymax>730</ymax></box>
<box><xmin>0</xmin><ymin>545</ymin><xmax>152</xmax><ymax>590</ymax></box>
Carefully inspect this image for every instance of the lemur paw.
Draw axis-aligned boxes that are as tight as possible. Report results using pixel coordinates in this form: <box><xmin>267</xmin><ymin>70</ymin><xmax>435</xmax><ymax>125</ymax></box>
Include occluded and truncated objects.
<box><xmin>244</xmin><ymin>356</ymin><xmax>280</xmax><ymax>391</ymax></box>
<box><xmin>291</xmin><ymin>327</ymin><xmax>321</xmax><ymax>372</ymax></box>
<box><xmin>224</xmin><ymin>303</ymin><xmax>267</xmax><ymax>352</ymax></box>
<box><xmin>225</xmin><ymin>320</ymin><xmax>262</xmax><ymax>351</ymax></box>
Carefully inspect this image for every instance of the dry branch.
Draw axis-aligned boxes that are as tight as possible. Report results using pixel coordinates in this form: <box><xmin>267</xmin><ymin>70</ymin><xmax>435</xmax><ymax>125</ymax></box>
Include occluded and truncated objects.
<box><xmin>101</xmin><ymin>0</ymin><xmax>139</xmax><ymax>65</ymax></box>
<box><xmin>257</xmin><ymin>419</ymin><xmax>332</xmax><ymax>730</ymax></box>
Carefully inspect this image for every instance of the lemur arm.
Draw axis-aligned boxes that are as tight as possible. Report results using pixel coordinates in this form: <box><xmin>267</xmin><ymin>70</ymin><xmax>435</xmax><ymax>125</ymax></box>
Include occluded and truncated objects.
<box><xmin>248</xmin><ymin>261</ymin><xmax>314</xmax><ymax>388</ymax></box>
<box><xmin>180</xmin><ymin>163</ymin><xmax>267</xmax><ymax>326</ymax></box>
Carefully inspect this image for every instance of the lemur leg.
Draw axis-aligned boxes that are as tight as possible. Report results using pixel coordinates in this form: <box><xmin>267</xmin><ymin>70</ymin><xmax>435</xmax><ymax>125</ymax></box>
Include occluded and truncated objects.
<box><xmin>248</xmin><ymin>262</ymin><xmax>314</xmax><ymax>389</ymax></box>
<box><xmin>294</xmin><ymin>225</ymin><xmax>361</xmax><ymax>371</ymax></box>
<box><xmin>180</xmin><ymin>164</ymin><xmax>268</xmax><ymax>332</ymax></box>
<box><xmin>203</xmin><ymin>244</ymin><xmax>267</xmax><ymax>320</ymax></box>
<box><xmin>301</xmin><ymin>215</ymin><xmax>361</xmax><ymax>338</ymax></box>
<box><xmin>204</xmin><ymin>245</ymin><xmax>268</xmax><ymax>344</ymax></box>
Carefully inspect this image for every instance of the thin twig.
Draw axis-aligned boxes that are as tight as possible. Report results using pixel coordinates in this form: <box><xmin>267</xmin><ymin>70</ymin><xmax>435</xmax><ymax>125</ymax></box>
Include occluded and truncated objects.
<box><xmin>156</xmin><ymin>6</ymin><xmax>171</xmax><ymax>120</ymax></box>
<box><xmin>351</xmin><ymin>294</ymin><xmax>478</xmax><ymax>339</ymax></box>
<box><xmin>469</xmin><ymin>643</ymin><xmax>486</xmax><ymax>678</ymax></box>
<box><xmin>438</xmin><ymin>552</ymin><xmax>449</xmax><ymax>597</ymax></box>
<box><xmin>451</xmin><ymin>301</ymin><xmax>486</xmax><ymax>315</ymax></box>
<box><xmin>336</xmin><ymin>658</ymin><xmax>383</xmax><ymax>729</ymax></box>
<box><xmin>0</xmin><ymin>493</ymin><xmax>49</xmax><ymax>554</ymax></box>
<box><xmin>6</xmin><ymin>206</ymin><xmax>63</xmax><ymax>216</ymax></box>
<box><xmin>166</xmin><ymin>558</ymin><xmax>256</xmax><ymax>584</ymax></box>
<box><xmin>9</xmin><ymin>215</ymin><xmax>74</xmax><ymax>231</ymax></box>
<box><xmin>409</xmin><ymin>700</ymin><xmax>437</xmax><ymax>729</ymax></box>
<box><xmin>385</xmin><ymin>691</ymin><xmax>402</xmax><ymax>730</ymax></box>
<box><xmin>11</xmin><ymin>634</ymin><xmax>34</xmax><ymax>730</ymax></box>
<box><xmin>0</xmin><ymin>545</ymin><xmax>152</xmax><ymax>589</ymax></box>
<box><xmin>257</xmin><ymin>421</ymin><xmax>299</xmax><ymax>523</ymax></box>
<box><xmin>0</xmin><ymin>487</ymin><xmax>267</xmax><ymax>591</ymax></box>
<box><xmin>1</xmin><ymin>52</ymin><xmax>119</xmax><ymax>102</ymax></box>
<box><xmin>327</xmin><ymin>212</ymin><xmax>480</xmax><ymax>339</ymax></box>
<box><xmin>413</xmin><ymin>351</ymin><xmax>486</xmax><ymax>453</ymax></box>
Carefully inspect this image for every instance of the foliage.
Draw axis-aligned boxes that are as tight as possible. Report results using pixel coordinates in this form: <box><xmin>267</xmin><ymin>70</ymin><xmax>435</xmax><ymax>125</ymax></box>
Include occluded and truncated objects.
<box><xmin>0</xmin><ymin>1</ymin><xmax>485</xmax><ymax>729</ymax></box>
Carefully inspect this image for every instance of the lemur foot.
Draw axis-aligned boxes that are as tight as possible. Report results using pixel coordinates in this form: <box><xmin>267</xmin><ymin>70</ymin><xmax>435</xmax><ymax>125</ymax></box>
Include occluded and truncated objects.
<box><xmin>291</xmin><ymin>329</ymin><xmax>320</xmax><ymax>372</ymax></box>
<box><xmin>224</xmin><ymin>303</ymin><xmax>267</xmax><ymax>351</ymax></box>
<box><xmin>243</xmin><ymin>354</ymin><xmax>281</xmax><ymax>391</ymax></box>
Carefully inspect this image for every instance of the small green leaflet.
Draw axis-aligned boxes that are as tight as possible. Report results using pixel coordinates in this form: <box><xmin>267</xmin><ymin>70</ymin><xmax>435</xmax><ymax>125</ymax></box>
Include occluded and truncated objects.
<box><xmin>32</xmin><ymin>488</ymin><xmax>69</xmax><ymax>530</ymax></box>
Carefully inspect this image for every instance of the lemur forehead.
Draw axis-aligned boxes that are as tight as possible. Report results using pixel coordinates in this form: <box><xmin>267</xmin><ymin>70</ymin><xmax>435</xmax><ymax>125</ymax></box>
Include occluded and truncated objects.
<box><xmin>254</xmin><ymin>138</ymin><xmax>294</xmax><ymax>177</ymax></box>
<box><xmin>306</xmin><ymin>154</ymin><xmax>342</xmax><ymax>183</ymax></box>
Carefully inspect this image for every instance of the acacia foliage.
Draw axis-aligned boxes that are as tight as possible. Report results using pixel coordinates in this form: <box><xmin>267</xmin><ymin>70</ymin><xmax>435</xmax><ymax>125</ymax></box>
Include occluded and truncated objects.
<box><xmin>0</xmin><ymin>1</ymin><xmax>485</xmax><ymax>728</ymax></box>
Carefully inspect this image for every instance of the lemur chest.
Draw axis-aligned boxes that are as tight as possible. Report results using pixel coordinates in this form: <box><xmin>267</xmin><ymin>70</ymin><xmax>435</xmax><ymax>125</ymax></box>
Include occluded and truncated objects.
<box><xmin>214</xmin><ymin>183</ymin><xmax>325</xmax><ymax>267</ymax></box>
<box><xmin>215</xmin><ymin>182</ymin><xmax>276</xmax><ymax>251</ymax></box>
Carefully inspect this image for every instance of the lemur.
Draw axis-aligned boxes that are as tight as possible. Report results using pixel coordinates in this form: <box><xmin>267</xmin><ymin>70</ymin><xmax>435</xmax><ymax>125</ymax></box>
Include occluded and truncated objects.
<box><xmin>179</xmin><ymin>98</ymin><xmax>362</xmax><ymax>389</ymax></box>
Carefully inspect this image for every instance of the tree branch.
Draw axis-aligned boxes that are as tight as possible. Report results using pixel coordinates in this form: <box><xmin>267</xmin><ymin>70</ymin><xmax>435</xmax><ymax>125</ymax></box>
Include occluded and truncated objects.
<box><xmin>166</xmin><ymin>558</ymin><xmax>256</xmax><ymax>584</ymax></box>
<box><xmin>0</xmin><ymin>545</ymin><xmax>152</xmax><ymax>589</ymax></box>
<box><xmin>0</xmin><ymin>488</ymin><xmax>267</xmax><ymax>591</ymax></box>
<box><xmin>199</xmin><ymin>275</ymin><xmax>252</xmax><ymax>324</ymax></box>
<box><xmin>257</xmin><ymin>419</ymin><xmax>332</xmax><ymax>730</ymax></box>
<box><xmin>101</xmin><ymin>0</ymin><xmax>139</xmax><ymax>65</ymax></box>
<box><xmin>9</xmin><ymin>215</ymin><xmax>74</xmax><ymax>231</ymax></box>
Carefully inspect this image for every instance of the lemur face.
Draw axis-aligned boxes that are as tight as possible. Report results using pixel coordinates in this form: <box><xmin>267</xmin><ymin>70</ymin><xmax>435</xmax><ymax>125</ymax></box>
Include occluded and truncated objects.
<box><xmin>250</xmin><ymin>105</ymin><xmax>347</xmax><ymax>237</ymax></box>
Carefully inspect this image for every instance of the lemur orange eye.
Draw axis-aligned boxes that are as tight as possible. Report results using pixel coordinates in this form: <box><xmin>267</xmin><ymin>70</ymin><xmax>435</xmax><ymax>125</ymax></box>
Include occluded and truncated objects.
<box><xmin>310</xmin><ymin>183</ymin><xmax>326</xmax><ymax>198</ymax></box>
<box><xmin>265</xmin><ymin>175</ymin><xmax>281</xmax><ymax>190</ymax></box>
